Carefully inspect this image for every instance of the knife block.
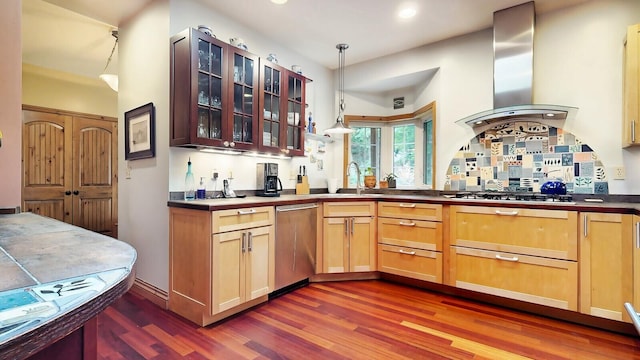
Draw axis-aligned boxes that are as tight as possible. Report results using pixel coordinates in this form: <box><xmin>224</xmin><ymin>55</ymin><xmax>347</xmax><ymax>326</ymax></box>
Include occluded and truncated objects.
<box><xmin>296</xmin><ymin>176</ymin><xmax>310</xmax><ymax>195</ymax></box>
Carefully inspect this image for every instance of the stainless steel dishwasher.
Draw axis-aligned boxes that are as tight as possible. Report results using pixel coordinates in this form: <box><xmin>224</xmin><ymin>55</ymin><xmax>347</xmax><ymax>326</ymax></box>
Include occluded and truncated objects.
<box><xmin>274</xmin><ymin>203</ymin><xmax>318</xmax><ymax>292</ymax></box>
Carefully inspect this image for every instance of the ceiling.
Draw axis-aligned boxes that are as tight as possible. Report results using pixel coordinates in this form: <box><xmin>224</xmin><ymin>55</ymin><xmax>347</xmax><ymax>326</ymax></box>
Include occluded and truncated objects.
<box><xmin>23</xmin><ymin>0</ymin><xmax>591</xmax><ymax>92</ymax></box>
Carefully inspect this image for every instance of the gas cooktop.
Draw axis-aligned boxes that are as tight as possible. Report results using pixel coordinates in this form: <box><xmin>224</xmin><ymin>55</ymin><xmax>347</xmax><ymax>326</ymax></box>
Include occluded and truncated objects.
<box><xmin>448</xmin><ymin>191</ymin><xmax>575</xmax><ymax>203</ymax></box>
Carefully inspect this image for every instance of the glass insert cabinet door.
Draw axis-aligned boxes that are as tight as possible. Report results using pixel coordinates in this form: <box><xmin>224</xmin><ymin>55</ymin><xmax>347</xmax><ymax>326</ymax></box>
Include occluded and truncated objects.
<box><xmin>230</xmin><ymin>50</ymin><xmax>258</xmax><ymax>150</ymax></box>
<box><xmin>197</xmin><ymin>37</ymin><xmax>224</xmax><ymax>141</ymax></box>
<box><xmin>286</xmin><ymin>73</ymin><xmax>305</xmax><ymax>156</ymax></box>
<box><xmin>261</xmin><ymin>63</ymin><xmax>281</xmax><ymax>149</ymax></box>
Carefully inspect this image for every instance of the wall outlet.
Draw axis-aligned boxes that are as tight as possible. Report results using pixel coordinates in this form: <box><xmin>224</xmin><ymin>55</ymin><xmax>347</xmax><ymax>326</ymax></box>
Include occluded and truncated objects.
<box><xmin>613</xmin><ymin>166</ymin><xmax>625</xmax><ymax>180</ymax></box>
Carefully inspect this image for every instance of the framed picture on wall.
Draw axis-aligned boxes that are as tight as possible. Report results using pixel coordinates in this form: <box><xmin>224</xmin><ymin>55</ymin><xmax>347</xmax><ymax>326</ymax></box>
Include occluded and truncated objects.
<box><xmin>125</xmin><ymin>102</ymin><xmax>155</xmax><ymax>160</ymax></box>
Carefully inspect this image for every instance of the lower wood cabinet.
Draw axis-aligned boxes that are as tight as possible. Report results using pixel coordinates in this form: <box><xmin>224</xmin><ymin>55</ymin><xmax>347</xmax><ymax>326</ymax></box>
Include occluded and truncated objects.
<box><xmin>634</xmin><ymin>215</ymin><xmax>640</xmax><ymax>311</ymax></box>
<box><xmin>212</xmin><ymin>225</ymin><xmax>273</xmax><ymax>314</ymax></box>
<box><xmin>169</xmin><ymin>206</ymin><xmax>274</xmax><ymax>326</ymax></box>
<box><xmin>377</xmin><ymin>202</ymin><xmax>443</xmax><ymax>283</ymax></box>
<box><xmin>448</xmin><ymin>205</ymin><xmax>578</xmax><ymax>311</ymax></box>
<box><xmin>322</xmin><ymin>202</ymin><xmax>376</xmax><ymax>273</ymax></box>
<box><xmin>450</xmin><ymin>246</ymin><xmax>578</xmax><ymax>310</ymax></box>
<box><xmin>378</xmin><ymin>244</ymin><xmax>442</xmax><ymax>282</ymax></box>
<box><xmin>579</xmin><ymin>212</ymin><xmax>633</xmax><ymax>321</ymax></box>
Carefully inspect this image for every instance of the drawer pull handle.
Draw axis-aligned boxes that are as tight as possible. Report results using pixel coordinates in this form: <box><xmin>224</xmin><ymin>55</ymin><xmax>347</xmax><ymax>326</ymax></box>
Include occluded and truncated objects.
<box><xmin>399</xmin><ymin>249</ymin><xmax>416</xmax><ymax>255</ymax></box>
<box><xmin>237</xmin><ymin>209</ymin><xmax>256</xmax><ymax>215</ymax></box>
<box><xmin>399</xmin><ymin>221</ymin><xmax>416</xmax><ymax>227</ymax></box>
<box><xmin>495</xmin><ymin>210</ymin><xmax>518</xmax><ymax>216</ymax></box>
<box><xmin>495</xmin><ymin>254</ymin><xmax>519</xmax><ymax>262</ymax></box>
<box><xmin>399</xmin><ymin>204</ymin><xmax>416</xmax><ymax>208</ymax></box>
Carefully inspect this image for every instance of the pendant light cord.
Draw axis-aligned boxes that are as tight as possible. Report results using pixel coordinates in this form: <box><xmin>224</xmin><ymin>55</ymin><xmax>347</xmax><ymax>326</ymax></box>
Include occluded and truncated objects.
<box><xmin>336</xmin><ymin>44</ymin><xmax>349</xmax><ymax>116</ymax></box>
<box><xmin>102</xmin><ymin>30</ymin><xmax>119</xmax><ymax>74</ymax></box>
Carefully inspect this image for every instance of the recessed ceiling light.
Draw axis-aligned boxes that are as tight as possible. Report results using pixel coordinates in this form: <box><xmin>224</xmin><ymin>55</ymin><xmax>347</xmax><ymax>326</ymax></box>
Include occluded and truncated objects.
<box><xmin>398</xmin><ymin>7</ymin><xmax>417</xmax><ymax>19</ymax></box>
<box><xmin>271</xmin><ymin>0</ymin><xmax>288</xmax><ymax>4</ymax></box>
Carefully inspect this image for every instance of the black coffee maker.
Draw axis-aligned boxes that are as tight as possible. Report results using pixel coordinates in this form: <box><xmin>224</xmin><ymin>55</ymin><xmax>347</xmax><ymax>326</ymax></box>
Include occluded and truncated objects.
<box><xmin>256</xmin><ymin>163</ymin><xmax>282</xmax><ymax>197</ymax></box>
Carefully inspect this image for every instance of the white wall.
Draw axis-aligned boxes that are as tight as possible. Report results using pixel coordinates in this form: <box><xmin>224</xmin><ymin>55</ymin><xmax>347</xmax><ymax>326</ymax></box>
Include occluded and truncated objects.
<box><xmin>341</xmin><ymin>0</ymin><xmax>640</xmax><ymax>193</ymax></box>
<box><xmin>118</xmin><ymin>0</ymin><xmax>171</xmax><ymax>290</ymax></box>
<box><xmin>0</xmin><ymin>0</ymin><xmax>22</xmax><ymax>209</ymax></box>
<box><xmin>22</xmin><ymin>64</ymin><xmax>118</xmax><ymax>118</ymax></box>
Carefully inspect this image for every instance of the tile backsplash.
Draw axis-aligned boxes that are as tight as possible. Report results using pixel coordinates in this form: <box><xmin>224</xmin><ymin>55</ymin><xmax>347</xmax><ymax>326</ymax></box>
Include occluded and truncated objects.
<box><xmin>444</xmin><ymin>121</ymin><xmax>608</xmax><ymax>194</ymax></box>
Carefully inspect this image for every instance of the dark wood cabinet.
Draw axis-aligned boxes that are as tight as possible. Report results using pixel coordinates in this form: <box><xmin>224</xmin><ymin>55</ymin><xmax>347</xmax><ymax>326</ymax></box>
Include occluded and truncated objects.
<box><xmin>170</xmin><ymin>28</ymin><xmax>258</xmax><ymax>151</ymax></box>
<box><xmin>258</xmin><ymin>61</ymin><xmax>308</xmax><ymax>156</ymax></box>
<box><xmin>171</xmin><ymin>27</ymin><xmax>310</xmax><ymax>156</ymax></box>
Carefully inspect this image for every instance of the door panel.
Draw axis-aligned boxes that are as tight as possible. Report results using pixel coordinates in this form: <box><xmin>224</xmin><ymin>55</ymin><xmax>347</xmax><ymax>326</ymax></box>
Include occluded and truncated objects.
<box><xmin>72</xmin><ymin>117</ymin><xmax>117</xmax><ymax>235</ymax></box>
<box><xmin>22</xmin><ymin>110</ymin><xmax>72</xmax><ymax>223</ymax></box>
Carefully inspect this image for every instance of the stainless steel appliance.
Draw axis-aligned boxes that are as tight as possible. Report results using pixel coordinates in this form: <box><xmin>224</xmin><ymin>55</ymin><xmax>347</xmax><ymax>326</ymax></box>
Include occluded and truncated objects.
<box><xmin>274</xmin><ymin>203</ymin><xmax>318</xmax><ymax>292</ymax></box>
<box><xmin>256</xmin><ymin>163</ymin><xmax>282</xmax><ymax>197</ymax></box>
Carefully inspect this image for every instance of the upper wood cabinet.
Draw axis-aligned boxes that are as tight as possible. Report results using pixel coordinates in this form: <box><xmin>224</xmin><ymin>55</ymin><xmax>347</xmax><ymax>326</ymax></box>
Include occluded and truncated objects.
<box><xmin>170</xmin><ymin>28</ymin><xmax>310</xmax><ymax>156</ymax></box>
<box><xmin>259</xmin><ymin>60</ymin><xmax>309</xmax><ymax>156</ymax></box>
<box><xmin>170</xmin><ymin>28</ymin><xmax>259</xmax><ymax>151</ymax></box>
<box><xmin>623</xmin><ymin>24</ymin><xmax>640</xmax><ymax>147</ymax></box>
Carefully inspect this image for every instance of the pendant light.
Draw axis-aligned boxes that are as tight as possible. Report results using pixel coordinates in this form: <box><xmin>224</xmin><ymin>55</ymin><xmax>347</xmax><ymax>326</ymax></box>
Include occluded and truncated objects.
<box><xmin>324</xmin><ymin>43</ymin><xmax>353</xmax><ymax>134</ymax></box>
<box><xmin>99</xmin><ymin>30</ymin><xmax>119</xmax><ymax>92</ymax></box>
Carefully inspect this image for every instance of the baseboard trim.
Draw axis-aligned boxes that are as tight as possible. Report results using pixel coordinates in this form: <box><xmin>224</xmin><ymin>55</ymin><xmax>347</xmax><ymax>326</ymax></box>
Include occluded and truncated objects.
<box><xmin>129</xmin><ymin>278</ymin><xmax>169</xmax><ymax>309</ymax></box>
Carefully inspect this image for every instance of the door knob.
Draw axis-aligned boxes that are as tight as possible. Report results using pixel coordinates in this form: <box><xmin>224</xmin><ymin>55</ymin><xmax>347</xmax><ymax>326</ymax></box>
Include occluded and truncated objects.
<box><xmin>65</xmin><ymin>191</ymin><xmax>71</xmax><ymax>195</ymax></box>
<box><xmin>73</xmin><ymin>190</ymin><xmax>79</xmax><ymax>195</ymax></box>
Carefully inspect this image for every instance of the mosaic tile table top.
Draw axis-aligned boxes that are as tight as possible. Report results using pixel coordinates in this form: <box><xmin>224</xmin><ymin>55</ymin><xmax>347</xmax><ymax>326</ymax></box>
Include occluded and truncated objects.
<box><xmin>444</xmin><ymin>121</ymin><xmax>608</xmax><ymax>194</ymax></box>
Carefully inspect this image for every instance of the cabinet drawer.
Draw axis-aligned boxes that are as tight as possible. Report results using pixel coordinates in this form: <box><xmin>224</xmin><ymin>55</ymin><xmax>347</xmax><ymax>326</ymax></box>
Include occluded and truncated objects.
<box><xmin>378</xmin><ymin>217</ymin><xmax>442</xmax><ymax>251</ymax></box>
<box><xmin>323</xmin><ymin>201</ymin><xmax>376</xmax><ymax>217</ymax></box>
<box><xmin>450</xmin><ymin>246</ymin><xmax>578</xmax><ymax>310</ymax></box>
<box><xmin>378</xmin><ymin>244</ymin><xmax>442</xmax><ymax>283</ymax></box>
<box><xmin>450</xmin><ymin>205</ymin><xmax>578</xmax><ymax>260</ymax></box>
<box><xmin>378</xmin><ymin>202</ymin><xmax>442</xmax><ymax>221</ymax></box>
<box><xmin>212</xmin><ymin>206</ymin><xmax>274</xmax><ymax>233</ymax></box>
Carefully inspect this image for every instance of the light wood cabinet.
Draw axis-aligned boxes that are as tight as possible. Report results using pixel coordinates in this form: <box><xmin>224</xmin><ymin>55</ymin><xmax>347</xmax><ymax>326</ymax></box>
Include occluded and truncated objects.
<box><xmin>377</xmin><ymin>202</ymin><xmax>443</xmax><ymax>283</ymax></box>
<box><xmin>322</xmin><ymin>202</ymin><xmax>376</xmax><ymax>273</ymax></box>
<box><xmin>169</xmin><ymin>206</ymin><xmax>274</xmax><ymax>326</ymax></box>
<box><xmin>634</xmin><ymin>216</ymin><xmax>640</xmax><ymax>311</ymax></box>
<box><xmin>580</xmin><ymin>213</ymin><xmax>633</xmax><ymax>321</ymax></box>
<box><xmin>449</xmin><ymin>205</ymin><xmax>578</xmax><ymax>311</ymax></box>
<box><xmin>623</xmin><ymin>24</ymin><xmax>640</xmax><ymax>147</ymax></box>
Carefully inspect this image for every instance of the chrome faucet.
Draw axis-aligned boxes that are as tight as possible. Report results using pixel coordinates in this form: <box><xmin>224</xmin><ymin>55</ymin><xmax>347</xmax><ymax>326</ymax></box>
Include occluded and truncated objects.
<box><xmin>347</xmin><ymin>161</ymin><xmax>362</xmax><ymax>195</ymax></box>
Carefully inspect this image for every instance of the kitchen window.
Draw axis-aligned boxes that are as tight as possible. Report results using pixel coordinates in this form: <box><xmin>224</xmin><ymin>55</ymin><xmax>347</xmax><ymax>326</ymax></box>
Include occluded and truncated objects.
<box><xmin>344</xmin><ymin>101</ymin><xmax>436</xmax><ymax>189</ymax></box>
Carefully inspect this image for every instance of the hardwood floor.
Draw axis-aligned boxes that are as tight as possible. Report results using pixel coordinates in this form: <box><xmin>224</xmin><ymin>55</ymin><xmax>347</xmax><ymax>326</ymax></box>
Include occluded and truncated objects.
<box><xmin>98</xmin><ymin>280</ymin><xmax>640</xmax><ymax>359</ymax></box>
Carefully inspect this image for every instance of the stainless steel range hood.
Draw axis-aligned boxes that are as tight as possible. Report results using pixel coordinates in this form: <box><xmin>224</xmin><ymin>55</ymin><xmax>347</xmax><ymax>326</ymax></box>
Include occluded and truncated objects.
<box><xmin>457</xmin><ymin>1</ymin><xmax>577</xmax><ymax>128</ymax></box>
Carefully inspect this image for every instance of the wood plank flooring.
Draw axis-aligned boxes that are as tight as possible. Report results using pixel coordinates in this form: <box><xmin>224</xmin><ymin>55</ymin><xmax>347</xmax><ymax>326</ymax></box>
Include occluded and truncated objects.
<box><xmin>98</xmin><ymin>280</ymin><xmax>640</xmax><ymax>359</ymax></box>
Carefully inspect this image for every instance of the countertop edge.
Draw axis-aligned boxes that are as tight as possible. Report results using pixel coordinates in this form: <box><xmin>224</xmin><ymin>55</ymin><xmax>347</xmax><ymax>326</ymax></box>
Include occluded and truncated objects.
<box><xmin>0</xmin><ymin>269</ymin><xmax>135</xmax><ymax>360</ymax></box>
<box><xmin>167</xmin><ymin>193</ymin><xmax>640</xmax><ymax>214</ymax></box>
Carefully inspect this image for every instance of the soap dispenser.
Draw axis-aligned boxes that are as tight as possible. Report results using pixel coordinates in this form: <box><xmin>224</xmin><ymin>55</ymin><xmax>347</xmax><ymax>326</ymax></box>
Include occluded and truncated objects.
<box><xmin>184</xmin><ymin>158</ymin><xmax>196</xmax><ymax>200</ymax></box>
<box><xmin>197</xmin><ymin>177</ymin><xmax>207</xmax><ymax>199</ymax></box>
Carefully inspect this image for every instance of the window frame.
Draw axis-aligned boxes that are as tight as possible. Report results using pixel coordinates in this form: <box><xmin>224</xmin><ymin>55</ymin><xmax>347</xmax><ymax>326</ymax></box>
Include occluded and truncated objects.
<box><xmin>342</xmin><ymin>101</ymin><xmax>436</xmax><ymax>189</ymax></box>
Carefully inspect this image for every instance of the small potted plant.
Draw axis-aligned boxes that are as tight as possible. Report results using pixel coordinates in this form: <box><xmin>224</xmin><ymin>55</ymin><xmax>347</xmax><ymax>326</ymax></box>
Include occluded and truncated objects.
<box><xmin>384</xmin><ymin>173</ymin><xmax>397</xmax><ymax>188</ymax></box>
<box><xmin>363</xmin><ymin>167</ymin><xmax>376</xmax><ymax>189</ymax></box>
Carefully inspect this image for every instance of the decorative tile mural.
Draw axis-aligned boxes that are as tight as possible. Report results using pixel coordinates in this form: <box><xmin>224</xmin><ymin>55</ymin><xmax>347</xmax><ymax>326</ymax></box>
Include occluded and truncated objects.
<box><xmin>444</xmin><ymin>122</ymin><xmax>609</xmax><ymax>194</ymax></box>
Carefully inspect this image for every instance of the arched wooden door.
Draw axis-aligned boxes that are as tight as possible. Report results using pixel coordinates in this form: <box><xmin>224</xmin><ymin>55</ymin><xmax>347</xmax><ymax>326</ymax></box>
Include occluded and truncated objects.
<box><xmin>22</xmin><ymin>107</ymin><xmax>118</xmax><ymax>237</ymax></box>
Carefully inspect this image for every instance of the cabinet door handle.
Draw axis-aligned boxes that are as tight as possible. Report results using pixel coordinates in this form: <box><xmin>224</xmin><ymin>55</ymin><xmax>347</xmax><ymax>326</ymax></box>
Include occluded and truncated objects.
<box><xmin>399</xmin><ymin>249</ymin><xmax>416</xmax><ymax>255</ymax></box>
<box><xmin>633</xmin><ymin>120</ymin><xmax>636</xmax><ymax>143</ymax></box>
<box><xmin>65</xmin><ymin>191</ymin><xmax>71</xmax><ymax>196</ymax></box>
<box><xmin>636</xmin><ymin>222</ymin><xmax>640</xmax><ymax>249</ymax></box>
<box><xmin>247</xmin><ymin>231</ymin><xmax>253</xmax><ymax>252</ymax></box>
<box><xmin>399</xmin><ymin>221</ymin><xmax>416</xmax><ymax>227</ymax></box>
<box><xmin>73</xmin><ymin>190</ymin><xmax>79</xmax><ymax>195</ymax></box>
<box><xmin>241</xmin><ymin>232</ymin><xmax>246</xmax><ymax>253</ymax></box>
<box><xmin>495</xmin><ymin>210</ymin><xmax>518</xmax><ymax>216</ymax></box>
<box><xmin>399</xmin><ymin>204</ymin><xmax>416</xmax><ymax>208</ymax></box>
<box><xmin>351</xmin><ymin>217</ymin><xmax>355</xmax><ymax>236</ymax></box>
<box><xmin>237</xmin><ymin>209</ymin><xmax>256</xmax><ymax>215</ymax></box>
<box><xmin>344</xmin><ymin>219</ymin><xmax>349</xmax><ymax>236</ymax></box>
<box><xmin>495</xmin><ymin>254</ymin><xmax>519</xmax><ymax>262</ymax></box>
<box><xmin>584</xmin><ymin>214</ymin><xmax>588</xmax><ymax>237</ymax></box>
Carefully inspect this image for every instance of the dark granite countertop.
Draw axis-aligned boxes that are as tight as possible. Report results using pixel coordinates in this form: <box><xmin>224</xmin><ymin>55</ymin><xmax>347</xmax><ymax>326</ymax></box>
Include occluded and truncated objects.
<box><xmin>0</xmin><ymin>212</ymin><xmax>137</xmax><ymax>359</ymax></box>
<box><xmin>167</xmin><ymin>191</ymin><xmax>640</xmax><ymax>215</ymax></box>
